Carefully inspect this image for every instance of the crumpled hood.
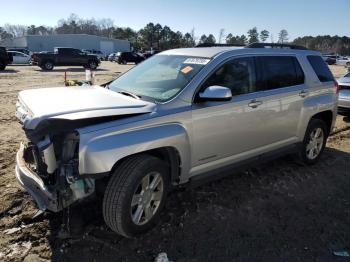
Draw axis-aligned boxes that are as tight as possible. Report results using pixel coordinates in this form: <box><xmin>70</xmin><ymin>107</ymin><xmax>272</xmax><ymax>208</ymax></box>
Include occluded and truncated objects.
<box><xmin>16</xmin><ymin>85</ymin><xmax>155</xmax><ymax>130</ymax></box>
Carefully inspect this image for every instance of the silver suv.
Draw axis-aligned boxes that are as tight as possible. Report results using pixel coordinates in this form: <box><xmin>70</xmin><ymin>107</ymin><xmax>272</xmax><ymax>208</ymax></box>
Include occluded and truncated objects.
<box><xmin>15</xmin><ymin>43</ymin><xmax>338</xmax><ymax>237</ymax></box>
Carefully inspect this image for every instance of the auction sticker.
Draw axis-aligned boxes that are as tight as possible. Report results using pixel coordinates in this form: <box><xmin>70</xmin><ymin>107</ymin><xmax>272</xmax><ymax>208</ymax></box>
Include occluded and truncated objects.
<box><xmin>181</xmin><ymin>66</ymin><xmax>194</xmax><ymax>74</ymax></box>
<box><xmin>183</xmin><ymin>58</ymin><xmax>210</xmax><ymax>65</ymax></box>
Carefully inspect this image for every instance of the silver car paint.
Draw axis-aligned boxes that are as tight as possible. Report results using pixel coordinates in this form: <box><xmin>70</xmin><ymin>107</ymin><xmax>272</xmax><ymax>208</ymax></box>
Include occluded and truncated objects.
<box><xmin>74</xmin><ymin>48</ymin><xmax>337</xmax><ymax>183</ymax></box>
<box><xmin>338</xmin><ymin>75</ymin><xmax>350</xmax><ymax>109</ymax></box>
<box><xmin>17</xmin><ymin>86</ymin><xmax>155</xmax><ymax>129</ymax></box>
<box><xmin>15</xmin><ymin>47</ymin><xmax>338</xmax><ymax>188</ymax></box>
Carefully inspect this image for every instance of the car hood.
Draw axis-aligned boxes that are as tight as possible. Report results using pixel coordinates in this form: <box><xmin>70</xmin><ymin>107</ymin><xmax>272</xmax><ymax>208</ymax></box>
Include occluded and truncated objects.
<box><xmin>16</xmin><ymin>85</ymin><xmax>156</xmax><ymax>130</ymax></box>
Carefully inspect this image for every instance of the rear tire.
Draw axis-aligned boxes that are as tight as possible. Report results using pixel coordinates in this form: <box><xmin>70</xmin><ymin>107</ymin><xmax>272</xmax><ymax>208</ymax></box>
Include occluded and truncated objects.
<box><xmin>299</xmin><ymin>119</ymin><xmax>328</xmax><ymax>165</ymax></box>
<box><xmin>103</xmin><ymin>155</ymin><xmax>169</xmax><ymax>238</ymax></box>
<box><xmin>0</xmin><ymin>61</ymin><xmax>6</xmax><ymax>70</ymax></box>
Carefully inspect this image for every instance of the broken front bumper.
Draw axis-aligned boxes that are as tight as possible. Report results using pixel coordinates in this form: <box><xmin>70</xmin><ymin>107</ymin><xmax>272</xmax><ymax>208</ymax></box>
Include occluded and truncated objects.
<box><xmin>15</xmin><ymin>143</ymin><xmax>59</xmax><ymax>212</ymax></box>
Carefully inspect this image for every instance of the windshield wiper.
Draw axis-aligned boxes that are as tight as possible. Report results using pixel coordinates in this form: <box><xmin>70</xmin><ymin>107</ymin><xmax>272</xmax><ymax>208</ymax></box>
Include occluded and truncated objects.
<box><xmin>118</xmin><ymin>91</ymin><xmax>141</xmax><ymax>99</ymax></box>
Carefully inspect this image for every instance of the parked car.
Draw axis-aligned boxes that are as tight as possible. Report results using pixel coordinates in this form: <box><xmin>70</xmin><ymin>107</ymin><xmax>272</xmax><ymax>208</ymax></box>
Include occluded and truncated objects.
<box><xmin>31</xmin><ymin>47</ymin><xmax>100</xmax><ymax>70</ymax></box>
<box><xmin>108</xmin><ymin>53</ymin><xmax>118</xmax><ymax>61</ymax></box>
<box><xmin>7</xmin><ymin>51</ymin><xmax>32</xmax><ymax>64</ymax></box>
<box><xmin>336</xmin><ymin>56</ymin><xmax>350</xmax><ymax>66</ymax></box>
<box><xmin>82</xmin><ymin>49</ymin><xmax>105</xmax><ymax>61</ymax></box>
<box><xmin>322</xmin><ymin>56</ymin><xmax>336</xmax><ymax>65</ymax></box>
<box><xmin>7</xmin><ymin>48</ymin><xmax>32</xmax><ymax>56</ymax></box>
<box><xmin>337</xmin><ymin>72</ymin><xmax>350</xmax><ymax>115</ymax></box>
<box><xmin>15</xmin><ymin>43</ymin><xmax>338</xmax><ymax>238</ymax></box>
<box><xmin>114</xmin><ymin>51</ymin><xmax>145</xmax><ymax>64</ymax></box>
<box><xmin>0</xmin><ymin>46</ymin><xmax>13</xmax><ymax>70</ymax></box>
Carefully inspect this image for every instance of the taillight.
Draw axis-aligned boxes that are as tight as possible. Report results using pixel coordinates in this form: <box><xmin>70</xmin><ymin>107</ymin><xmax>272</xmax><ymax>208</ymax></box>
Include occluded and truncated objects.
<box><xmin>334</xmin><ymin>80</ymin><xmax>339</xmax><ymax>94</ymax></box>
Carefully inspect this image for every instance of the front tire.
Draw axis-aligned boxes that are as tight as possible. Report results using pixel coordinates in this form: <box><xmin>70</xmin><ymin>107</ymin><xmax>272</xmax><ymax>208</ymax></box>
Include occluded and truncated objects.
<box><xmin>299</xmin><ymin>119</ymin><xmax>328</xmax><ymax>165</ymax></box>
<box><xmin>0</xmin><ymin>61</ymin><xmax>6</xmax><ymax>70</ymax></box>
<box><xmin>103</xmin><ymin>155</ymin><xmax>169</xmax><ymax>238</ymax></box>
<box><xmin>42</xmin><ymin>61</ymin><xmax>54</xmax><ymax>70</ymax></box>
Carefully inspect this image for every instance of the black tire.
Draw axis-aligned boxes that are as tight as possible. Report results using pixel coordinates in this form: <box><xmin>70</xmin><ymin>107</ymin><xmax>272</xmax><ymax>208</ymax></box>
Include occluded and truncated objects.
<box><xmin>42</xmin><ymin>60</ymin><xmax>54</xmax><ymax>71</ymax></box>
<box><xmin>122</xmin><ymin>59</ymin><xmax>127</xmax><ymax>65</ymax></box>
<box><xmin>0</xmin><ymin>62</ymin><xmax>5</xmax><ymax>71</ymax></box>
<box><xmin>299</xmin><ymin>118</ymin><xmax>328</xmax><ymax>165</ymax></box>
<box><xmin>87</xmin><ymin>60</ymin><xmax>98</xmax><ymax>70</ymax></box>
<box><xmin>346</xmin><ymin>62</ymin><xmax>350</xmax><ymax>67</ymax></box>
<box><xmin>103</xmin><ymin>155</ymin><xmax>169</xmax><ymax>238</ymax></box>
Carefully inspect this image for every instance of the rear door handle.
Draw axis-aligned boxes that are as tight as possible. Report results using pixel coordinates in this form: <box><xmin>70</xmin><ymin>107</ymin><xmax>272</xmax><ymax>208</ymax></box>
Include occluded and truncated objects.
<box><xmin>299</xmin><ymin>90</ymin><xmax>309</xmax><ymax>98</ymax></box>
<box><xmin>248</xmin><ymin>99</ymin><xmax>263</xmax><ymax>108</ymax></box>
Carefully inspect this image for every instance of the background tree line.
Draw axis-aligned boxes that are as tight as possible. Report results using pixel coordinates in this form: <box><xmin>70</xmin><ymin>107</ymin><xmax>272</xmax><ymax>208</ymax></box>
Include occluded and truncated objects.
<box><xmin>1</xmin><ymin>14</ymin><xmax>349</xmax><ymax>55</ymax></box>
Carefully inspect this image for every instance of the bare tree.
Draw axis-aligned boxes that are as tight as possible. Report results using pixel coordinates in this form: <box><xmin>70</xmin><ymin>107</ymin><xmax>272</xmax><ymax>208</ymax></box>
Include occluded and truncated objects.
<box><xmin>278</xmin><ymin>29</ymin><xmax>289</xmax><ymax>43</ymax></box>
<box><xmin>4</xmin><ymin>24</ymin><xmax>27</xmax><ymax>37</ymax></box>
<box><xmin>218</xmin><ymin>28</ymin><xmax>225</xmax><ymax>44</ymax></box>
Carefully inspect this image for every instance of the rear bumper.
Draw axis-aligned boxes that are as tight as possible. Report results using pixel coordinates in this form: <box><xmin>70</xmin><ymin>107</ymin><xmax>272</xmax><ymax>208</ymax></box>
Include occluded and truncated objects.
<box><xmin>15</xmin><ymin>143</ymin><xmax>59</xmax><ymax>212</ymax></box>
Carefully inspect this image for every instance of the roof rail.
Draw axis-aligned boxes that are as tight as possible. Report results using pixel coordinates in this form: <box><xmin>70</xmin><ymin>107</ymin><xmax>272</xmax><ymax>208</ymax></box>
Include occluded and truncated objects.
<box><xmin>196</xmin><ymin>43</ymin><xmax>245</xmax><ymax>48</ymax></box>
<box><xmin>246</xmin><ymin>42</ymin><xmax>308</xmax><ymax>50</ymax></box>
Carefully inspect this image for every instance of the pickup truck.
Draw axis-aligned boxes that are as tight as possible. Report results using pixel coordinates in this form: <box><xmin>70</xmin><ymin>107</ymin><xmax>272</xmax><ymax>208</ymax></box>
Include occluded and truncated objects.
<box><xmin>0</xmin><ymin>46</ymin><xmax>13</xmax><ymax>70</ymax></box>
<box><xmin>31</xmin><ymin>47</ymin><xmax>101</xmax><ymax>70</ymax></box>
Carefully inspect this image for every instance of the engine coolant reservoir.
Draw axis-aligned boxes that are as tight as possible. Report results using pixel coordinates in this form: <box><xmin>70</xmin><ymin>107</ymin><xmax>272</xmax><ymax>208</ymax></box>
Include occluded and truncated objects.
<box><xmin>70</xmin><ymin>179</ymin><xmax>95</xmax><ymax>200</ymax></box>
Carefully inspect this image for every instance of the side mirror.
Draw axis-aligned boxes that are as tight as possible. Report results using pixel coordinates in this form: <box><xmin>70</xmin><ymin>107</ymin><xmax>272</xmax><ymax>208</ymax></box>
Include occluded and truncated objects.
<box><xmin>198</xmin><ymin>86</ymin><xmax>232</xmax><ymax>102</ymax></box>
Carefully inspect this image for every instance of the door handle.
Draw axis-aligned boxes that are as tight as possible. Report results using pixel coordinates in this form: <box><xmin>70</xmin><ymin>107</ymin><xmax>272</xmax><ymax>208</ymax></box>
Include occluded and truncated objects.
<box><xmin>299</xmin><ymin>90</ymin><xmax>309</xmax><ymax>98</ymax></box>
<box><xmin>248</xmin><ymin>99</ymin><xmax>263</xmax><ymax>108</ymax></box>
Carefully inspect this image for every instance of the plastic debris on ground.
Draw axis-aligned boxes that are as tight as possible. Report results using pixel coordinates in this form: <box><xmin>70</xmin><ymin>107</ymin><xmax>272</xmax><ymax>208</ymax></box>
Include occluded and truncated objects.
<box><xmin>155</xmin><ymin>252</ymin><xmax>173</xmax><ymax>262</ymax></box>
<box><xmin>333</xmin><ymin>250</ymin><xmax>350</xmax><ymax>257</ymax></box>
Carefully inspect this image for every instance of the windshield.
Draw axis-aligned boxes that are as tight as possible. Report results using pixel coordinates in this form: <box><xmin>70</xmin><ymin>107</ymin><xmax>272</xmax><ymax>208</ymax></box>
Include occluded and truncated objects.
<box><xmin>345</xmin><ymin>73</ymin><xmax>350</xmax><ymax>78</ymax></box>
<box><xmin>108</xmin><ymin>55</ymin><xmax>210</xmax><ymax>102</ymax></box>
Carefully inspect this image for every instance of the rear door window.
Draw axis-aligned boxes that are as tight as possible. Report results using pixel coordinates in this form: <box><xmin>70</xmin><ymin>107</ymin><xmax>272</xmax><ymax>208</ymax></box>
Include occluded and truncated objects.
<box><xmin>257</xmin><ymin>56</ymin><xmax>305</xmax><ymax>90</ymax></box>
<box><xmin>307</xmin><ymin>55</ymin><xmax>335</xmax><ymax>82</ymax></box>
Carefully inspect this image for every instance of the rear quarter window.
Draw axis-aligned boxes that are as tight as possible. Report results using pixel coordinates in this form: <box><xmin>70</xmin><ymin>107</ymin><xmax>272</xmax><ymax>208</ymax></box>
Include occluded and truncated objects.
<box><xmin>307</xmin><ymin>55</ymin><xmax>334</xmax><ymax>82</ymax></box>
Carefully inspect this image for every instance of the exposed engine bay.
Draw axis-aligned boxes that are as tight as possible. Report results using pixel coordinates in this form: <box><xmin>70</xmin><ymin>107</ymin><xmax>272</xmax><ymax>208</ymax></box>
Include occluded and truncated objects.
<box><xmin>21</xmin><ymin>131</ymin><xmax>94</xmax><ymax>211</ymax></box>
<box><xmin>14</xmin><ymin>85</ymin><xmax>155</xmax><ymax>212</ymax></box>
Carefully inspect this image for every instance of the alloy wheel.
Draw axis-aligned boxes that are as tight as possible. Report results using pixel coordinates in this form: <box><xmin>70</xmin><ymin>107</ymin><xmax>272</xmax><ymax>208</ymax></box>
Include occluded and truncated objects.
<box><xmin>130</xmin><ymin>172</ymin><xmax>164</xmax><ymax>225</ymax></box>
<box><xmin>306</xmin><ymin>127</ymin><xmax>324</xmax><ymax>160</ymax></box>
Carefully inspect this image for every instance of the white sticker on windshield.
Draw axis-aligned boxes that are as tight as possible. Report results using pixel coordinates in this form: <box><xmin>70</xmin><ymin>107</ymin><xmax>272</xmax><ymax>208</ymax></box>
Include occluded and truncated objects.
<box><xmin>183</xmin><ymin>58</ymin><xmax>210</xmax><ymax>65</ymax></box>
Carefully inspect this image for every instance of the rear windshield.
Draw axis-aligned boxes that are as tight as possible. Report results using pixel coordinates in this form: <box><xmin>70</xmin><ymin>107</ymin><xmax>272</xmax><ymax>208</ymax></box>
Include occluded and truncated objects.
<box><xmin>307</xmin><ymin>55</ymin><xmax>334</xmax><ymax>82</ymax></box>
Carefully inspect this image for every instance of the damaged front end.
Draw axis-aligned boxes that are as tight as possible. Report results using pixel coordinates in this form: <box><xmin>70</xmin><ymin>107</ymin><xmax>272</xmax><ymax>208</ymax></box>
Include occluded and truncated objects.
<box><xmin>16</xmin><ymin>131</ymin><xmax>94</xmax><ymax>212</ymax></box>
<box><xmin>14</xmin><ymin>86</ymin><xmax>155</xmax><ymax>212</ymax></box>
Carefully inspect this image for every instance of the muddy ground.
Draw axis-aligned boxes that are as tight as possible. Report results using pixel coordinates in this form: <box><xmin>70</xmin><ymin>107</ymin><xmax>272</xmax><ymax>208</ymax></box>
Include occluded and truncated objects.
<box><xmin>0</xmin><ymin>62</ymin><xmax>349</xmax><ymax>262</ymax></box>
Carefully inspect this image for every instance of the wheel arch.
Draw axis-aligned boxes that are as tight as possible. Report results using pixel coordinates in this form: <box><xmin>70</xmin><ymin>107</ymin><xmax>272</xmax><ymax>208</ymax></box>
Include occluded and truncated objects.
<box><xmin>109</xmin><ymin>147</ymin><xmax>182</xmax><ymax>185</ymax></box>
<box><xmin>310</xmin><ymin>110</ymin><xmax>333</xmax><ymax>135</ymax></box>
<box><xmin>79</xmin><ymin>123</ymin><xmax>191</xmax><ymax>183</ymax></box>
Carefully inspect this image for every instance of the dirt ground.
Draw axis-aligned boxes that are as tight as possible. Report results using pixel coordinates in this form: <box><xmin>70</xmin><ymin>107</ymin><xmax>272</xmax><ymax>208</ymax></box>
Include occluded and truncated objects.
<box><xmin>0</xmin><ymin>62</ymin><xmax>349</xmax><ymax>262</ymax></box>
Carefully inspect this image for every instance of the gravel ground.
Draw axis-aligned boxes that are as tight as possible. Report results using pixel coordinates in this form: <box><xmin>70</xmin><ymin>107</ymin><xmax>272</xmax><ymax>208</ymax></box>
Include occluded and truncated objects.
<box><xmin>0</xmin><ymin>62</ymin><xmax>349</xmax><ymax>262</ymax></box>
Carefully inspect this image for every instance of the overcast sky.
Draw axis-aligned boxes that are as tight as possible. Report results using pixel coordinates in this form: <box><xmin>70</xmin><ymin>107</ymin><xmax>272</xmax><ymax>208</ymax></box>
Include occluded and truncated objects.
<box><xmin>1</xmin><ymin>0</ymin><xmax>349</xmax><ymax>40</ymax></box>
